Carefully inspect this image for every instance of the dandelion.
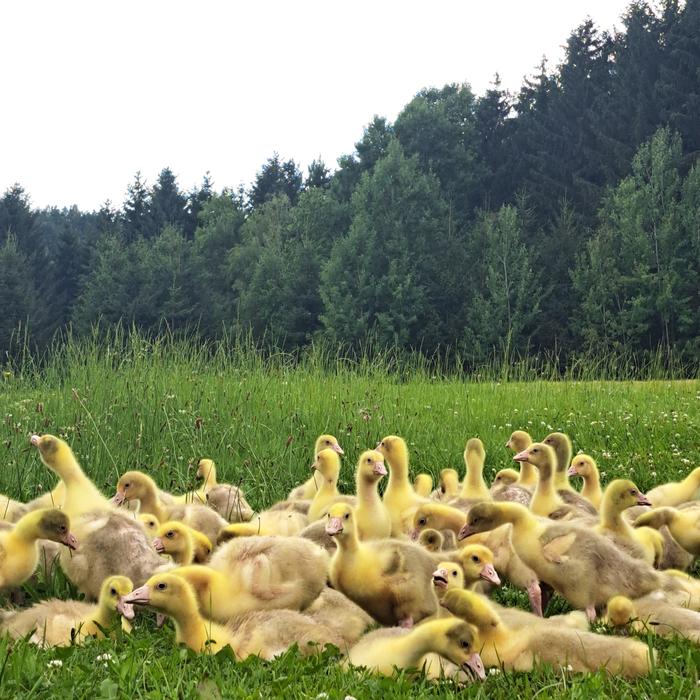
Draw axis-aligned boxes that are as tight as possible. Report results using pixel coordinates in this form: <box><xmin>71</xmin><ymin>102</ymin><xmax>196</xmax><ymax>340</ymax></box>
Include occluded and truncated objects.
<box><xmin>47</xmin><ymin>659</ymin><xmax>63</xmax><ymax>669</ymax></box>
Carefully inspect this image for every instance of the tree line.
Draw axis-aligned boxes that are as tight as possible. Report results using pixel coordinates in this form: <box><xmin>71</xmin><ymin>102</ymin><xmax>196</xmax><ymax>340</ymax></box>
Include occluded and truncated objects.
<box><xmin>1</xmin><ymin>0</ymin><xmax>699</xmax><ymax>364</ymax></box>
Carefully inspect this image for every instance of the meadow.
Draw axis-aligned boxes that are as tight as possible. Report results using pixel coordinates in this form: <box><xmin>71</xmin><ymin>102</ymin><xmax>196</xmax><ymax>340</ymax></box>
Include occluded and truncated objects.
<box><xmin>1</xmin><ymin>335</ymin><xmax>699</xmax><ymax>699</ymax></box>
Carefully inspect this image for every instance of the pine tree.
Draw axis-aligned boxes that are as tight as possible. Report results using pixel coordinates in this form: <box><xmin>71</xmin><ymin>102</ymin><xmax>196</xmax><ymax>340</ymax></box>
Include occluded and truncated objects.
<box><xmin>304</xmin><ymin>159</ymin><xmax>331</xmax><ymax>189</ymax></box>
<box><xmin>0</xmin><ymin>235</ymin><xmax>39</xmax><ymax>355</ymax></box>
<box><xmin>248</xmin><ymin>154</ymin><xmax>303</xmax><ymax>209</ymax></box>
<box><xmin>122</xmin><ymin>172</ymin><xmax>154</xmax><ymax>242</ymax></box>
<box><xmin>151</xmin><ymin>167</ymin><xmax>188</xmax><ymax>234</ymax></box>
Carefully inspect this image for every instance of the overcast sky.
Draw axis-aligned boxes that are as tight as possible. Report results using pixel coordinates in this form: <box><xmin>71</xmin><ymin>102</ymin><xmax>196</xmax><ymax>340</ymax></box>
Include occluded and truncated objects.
<box><xmin>1</xmin><ymin>0</ymin><xmax>634</xmax><ymax>211</ymax></box>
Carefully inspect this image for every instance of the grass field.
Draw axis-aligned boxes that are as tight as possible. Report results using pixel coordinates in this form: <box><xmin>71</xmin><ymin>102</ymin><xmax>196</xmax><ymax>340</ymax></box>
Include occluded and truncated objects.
<box><xmin>1</xmin><ymin>336</ymin><xmax>699</xmax><ymax>698</ymax></box>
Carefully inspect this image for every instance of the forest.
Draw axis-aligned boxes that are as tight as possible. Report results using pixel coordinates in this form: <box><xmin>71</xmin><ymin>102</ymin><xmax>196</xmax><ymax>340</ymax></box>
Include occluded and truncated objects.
<box><xmin>1</xmin><ymin>0</ymin><xmax>699</xmax><ymax>366</ymax></box>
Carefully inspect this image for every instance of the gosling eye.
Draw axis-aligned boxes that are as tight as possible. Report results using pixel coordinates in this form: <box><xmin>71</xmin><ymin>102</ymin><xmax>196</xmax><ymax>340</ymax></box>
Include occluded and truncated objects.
<box><xmin>440</xmin><ymin>486</ymin><xmax>445</xmax><ymax>493</ymax></box>
<box><xmin>156</xmin><ymin>582</ymin><xmax>167</xmax><ymax>591</ymax></box>
<box><xmin>110</xmin><ymin>588</ymin><xmax>117</xmax><ymax>596</ymax></box>
<box><xmin>451</xmin><ymin>570</ymin><xmax>457</xmax><ymax>577</ymax></box>
<box><xmin>124</xmin><ymin>483</ymin><xmax>131</xmax><ymax>489</ymax></box>
<box><xmin>629</xmin><ymin>489</ymin><xmax>637</xmax><ymax>496</ymax></box>
<box><xmin>419</xmin><ymin>518</ymin><xmax>426</xmax><ymax>526</ymax></box>
<box><xmin>166</xmin><ymin>531</ymin><xmax>175</xmax><ymax>538</ymax></box>
<box><xmin>532</xmin><ymin>448</ymin><xmax>539</xmax><ymax>453</ymax></box>
<box><xmin>366</xmin><ymin>458</ymin><xmax>372</xmax><ymax>463</ymax></box>
<box><xmin>325</xmin><ymin>440</ymin><xmax>331</xmax><ymax>445</ymax></box>
<box><xmin>460</xmin><ymin>640</ymin><xmax>470</xmax><ymax>649</ymax></box>
<box><xmin>471</xmin><ymin>555</ymin><xmax>479</xmax><ymax>563</ymax></box>
<box><xmin>344</xmin><ymin>513</ymin><xmax>350</xmax><ymax>520</ymax></box>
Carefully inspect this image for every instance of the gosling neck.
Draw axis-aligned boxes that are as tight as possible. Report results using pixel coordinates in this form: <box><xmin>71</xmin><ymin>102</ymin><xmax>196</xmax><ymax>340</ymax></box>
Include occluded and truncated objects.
<box><xmin>552</xmin><ymin>443</ymin><xmax>573</xmax><ymax>491</ymax></box>
<box><xmin>356</xmin><ymin>474</ymin><xmax>381</xmax><ymax>507</ymax></box>
<box><xmin>581</xmin><ymin>469</ymin><xmax>602</xmax><ymax>501</ymax></box>
<box><xmin>199</xmin><ymin>463</ymin><xmax>217</xmax><ymax>489</ymax></box>
<box><xmin>462</xmin><ymin>454</ymin><xmax>486</xmax><ymax>494</ymax></box>
<box><xmin>531</xmin><ymin>462</ymin><xmax>562</xmax><ymax>511</ymax></box>
<box><xmin>682</xmin><ymin>468</ymin><xmax>700</xmax><ymax>493</ymax></box>
<box><xmin>392</xmin><ymin>621</ymin><xmax>449</xmax><ymax>666</ymax></box>
<box><xmin>335</xmin><ymin>526</ymin><xmax>360</xmax><ymax>554</ymax></box>
<box><xmin>442</xmin><ymin>472</ymin><xmax>460</xmax><ymax>497</ymax></box>
<box><xmin>315</xmin><ymin>470</ymin><xmax>339</xmax><ymax>498</ymax></box>
<box><xmin>172</xmin><ymin>606</ymin><xmax>211</xmax><ymax>653</ymax></box>
<box><xmin>173</xmin><ymin>538</ymin><xmax>194</xmax><ymax>566</ymax></box>
<box><xmin>516</xmin><ymin>461</ymin><xmax>538</xmax><ymax>488</ymax></box>
<box><xmin>138</xmin><ymin>487</ymin><xmax>168</xmax><ymax>522</ymax></box>
<box><xmin>386</xmin><ymin>448</ymin><xmax>410</xmax><ymax>489</ymax></box>
<box><xmin>599</xmin><ymin>496</ymin><xmax>628</xmax><ymax>532</ymax></box>
<box><xmin>10</xmin><ymin>514</ymin><xmax>42</xmax><ymax>546</ymax></box>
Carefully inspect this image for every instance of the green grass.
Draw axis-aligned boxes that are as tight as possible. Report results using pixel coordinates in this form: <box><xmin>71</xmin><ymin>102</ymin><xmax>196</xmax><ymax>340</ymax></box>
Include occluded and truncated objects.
<box><xmin>1</xmin><ymin>335</ymin><xmax>699</xmax><ymax>699</ymax></box>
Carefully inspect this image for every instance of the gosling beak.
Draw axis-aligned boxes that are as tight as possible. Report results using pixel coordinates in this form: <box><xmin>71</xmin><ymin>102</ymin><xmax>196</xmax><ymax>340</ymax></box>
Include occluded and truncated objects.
<box><xmin>505</xmin><ymin>440</ymin><xmax>512</xmax><ymax>449</ymax></box>
<box><xmin>122</xmin><ymin>585</ymin><xmax>151</xmax><ymax>606</ymax></box>
<box><xmin>310</xmin><ymin>462</ymin><xmax>318</xmax><ymax>472</ymax></box>
<box><xmin>30</xmin><ymin>434</ymin><xmax>41</xmax><ymax>447</ymax></box>
<box><xmin>567</xmin><ymin>465</ymin><xmax>578</xmax><ymax>477</ymax></box>
<box><xmin>513</xmin><ymin>449</ymin><xmax>530</xmax><ymax>462</ymax></box>
<box><xmin>61</xmin><ymin>532</ymin><xmax>78</xmax><ymax>550</ymax></box>
<box><xmin>432</xmin><ymin>568</ymin><xmax>449</xmax><ymax>589</ymax></box>
<box><xmin>636</xmin><ymin>493</ymin><xmax>652</xmax><ymax>507</ymax></box>
<box><xmin>463</xmin><ymin>652</ymin><xmax>486</xmax><ymax>681</ymax></box>
<box><xmin>373</xmin><ymin>461</ymin><xmax>387</xmax><ymax>476</ymax></box>
<box><xmin>325</xmin><ymin>517</ymin><xmax>344</xmax><ymax>536</ymax></box>
<box><xmin>480</xmin><ymin>563</ymin><xmax>501</xmax><ymax>586</ymax></box>
<box><xmin>116</xmin><ymin>596</ymin><xmax>135</xmax><ymax>621</ymax></box>
<box><xmin>409</xmin><ymin>528</ymin><xmax>419</xmax><ymax>541</ymax></box>
<box><xmin>152</xmin><ymin>537</ymin><xmax>165</xmax><ymax>554</ymax></box>
<box><xmin>458</xmin><ymin>524</ymin><xmax>472</xmax><ymax>540</ymax></box>
<box><xmin>111</xmin><ymin>491</ymin><xmax>126</xmax><ymax>506</ymax></box>
<box><xmin>332</xmin><ymin>444</ymin><xmax>345</xmax><ymax>455</ymax></box>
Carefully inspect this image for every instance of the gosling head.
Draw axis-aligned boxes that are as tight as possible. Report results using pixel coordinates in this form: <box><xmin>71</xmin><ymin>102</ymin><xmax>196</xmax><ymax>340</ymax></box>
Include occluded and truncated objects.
<box><xmin>458</xmin><ymin>502</ymin><xmax>513</xmax><ymax>540</ymax></box>
<box><xmin>139</xmin><ymin>513</ymin><xmax>160</xmax><ymax>535</ymax></box>
<box><xmin>357</xmin><ymin>450</ymin><xmax>387</xmax><ymax>483</ymax></box>
<box><xmin>464</xmin><ymin>437</ymin><xmax>485</xmax><ymax>461</ymax></box>
<box><xmin>29</xmin><ymin>434</ymin><xmax>73</xmax><ymax>471</ymax></box>
<box><xmin>376</xmin><ymin>435</ymin><xmax>407</xmax><ymax>463</ymax></box>
<box><xmin>432</xmin><ymin>561</ymin><xmax>465</xmax><ymax>592</ymax></box>
<box><xmin>513</xmin><ymin>442</ymin><xmax>556</xmax><ymax>478</ymax></box>
<box><xmin>311</xmin><ymin>448</ymin><xmax>341</xmax><ymax>481</ymax></box>
<box><xmin>196</xmin><ymin>459</ymin><xmax>215</xmax><ymax>481</ymax></box>
<box><xmin>99</xmin><ymin>575</ymin><xmax>135</xmax><ymax>621</ymax></box>
<box><xmin>457</xmin><ymin>544</ymin><xmax>501</xmax><ymax>586</ymax></box>
<box><xmin>492</xmin><ymin>468</ymin><xmax>519</xmax><ymax>488</ymax></box>
<box><xmin>436</xmin><ymin>619</ymin><xmax>486</xmax><ymax>681</ymax></box>
<box><xmin>506</xmin><ymin>430</ymin><xmax>532</xmax><ymax>452</ymax></box>
<box><xmin>567</xmin><ymin>454</ymin><xmax>598</xmax><ymax>479</ymax></box>
<box><xmin>543</xmin><ymin>432</ymin><xmax>573</xmax><ymax>470</ymax></box>
<box><xmin>605</xmin><ymin>479</ymin><xmax>652</xmax><ymax>510</ymax></box>
<box><xmin>325</xmin><ymin>503</ymin><xmax>355</xmax><ymax>538</ymax></box>
<box><xmin>418</xmin><ymin>528</ymin><xmax>444</xmax><ymax>552</ymax></box>
<box><xmin>606</xmin><ymin>595</ymin><xmax>637</xmax><ymax>627</ymax></box>
<box><xmin>113</xmin><ymin>471</ymin><xmax>156</xmax><ymax>506</ymax></box>
<box><xmin>153</xmin><ymin>522</ymin><xmax>191</xmax><ymax>557</ymax></box>
<box><xmin>439</xmin><ymin>468</ymin><xmax>460</xmax><ymax>498</ymax></box>
<box><xmin>122</xmin><ymin>573</ymin><xmax>198</xmax><ymax>618</ymax></box>
<box><xmin>315</xmin><ymin>434</ymin><xmax>344</xmax><ymax>456</ymax></box>
<box><xmin>32</xmin><ymin>508</ymin><xmax>78</xmax><ymax>549</ymax></box>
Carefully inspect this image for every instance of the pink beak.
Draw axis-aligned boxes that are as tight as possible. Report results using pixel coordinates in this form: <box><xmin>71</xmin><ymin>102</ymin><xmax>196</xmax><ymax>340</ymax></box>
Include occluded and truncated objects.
<box><xmin>325</xmin><ymin>517</ymin><xmax>344</xmax><ymax>536</ymax></box>
<box><xmin>504</xmin><ymin>440</ymin><xmax>511</xmax><ymax>449</ymax></box>
<box><xmin>567</xmin><ymin>465</ymin><xmax>578</xmax><ymax>477</ymax></box>
<box><xmin>636</xmin><ymin>493</ymin><xmax>652</xmax><ymax>507</ymax></box>
<box><xmin>464</xmin><ymin>652</ymin><xmax>486</xmax><ymax>681</ymax></box>
<box><xmin>409</xmin><ymin>528</ymin><xmax>419</xmax><ymax>541</ymax></box>
<box><xmin>61</xmin><ymin>532</ymin><xmax>79</xmax><ymax>550</ymax></box>
<box><xmin>332</xmin><ymin>444</ymin><xmax>344</xmax><ymax>455</ymax></box>
<box><xmin>373</xmin><ymin>461</ymin><xmax>387</xmax><ymax>476</ymax></box>
<box><xmin>513</xmin><ymin>449</ymin><xmax>530</xmax><ymax>462</ymax></box>
<box><xmin>458</xmin><ymin>524</ymin><xmax>472</xmax><ymax>540</ymax></box>
<box><xmin>480</xmin><ymin>563</ymin><xmax>501</xmax><ymax>585</ymax></box>
<box><xmin>152</xmin><ymin>537</ymin><xmax>165</xmax><ymax>554</ymax></box>
<box><xmin>122</xmin><ymin>584</ymin><xmax>150</xmax><ymax>606</ymax></box>
<box><xmin>30</xmin><ymin>434</ymin><xmax>41</xmax><ymax>447</ymax></box>
<box><xmin>432</xmin><ymin>568</ymin><xmax>449</xmax><ymax>589</ymax></box>
<box><xmin>111</xmin><ymin>491</ymin><xmax>126</xmax><ymax>506</ymax></box>
<box><xmin>116</xmin><ymin>597</ymin><xmax>135</xmax><ymax>621</ymax></box>
<box><xmin>310</xmin><ymin>462</ymin><xmax>318</xmax><ymax>471</ymax></box>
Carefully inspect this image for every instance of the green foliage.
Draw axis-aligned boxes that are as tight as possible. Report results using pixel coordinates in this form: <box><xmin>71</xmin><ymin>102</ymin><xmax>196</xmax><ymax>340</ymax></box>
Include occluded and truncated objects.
<box><xmin>2</xmin><ymin>2</ymin><xmax>700</xmax><ymax>367</ymax></box>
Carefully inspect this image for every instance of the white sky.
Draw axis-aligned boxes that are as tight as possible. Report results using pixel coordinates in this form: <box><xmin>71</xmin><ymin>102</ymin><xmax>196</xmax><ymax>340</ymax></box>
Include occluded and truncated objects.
<box><xmin>0</xmin><ymin>0</ymin><xmax>634</xmax><ymax>211</ymax></box>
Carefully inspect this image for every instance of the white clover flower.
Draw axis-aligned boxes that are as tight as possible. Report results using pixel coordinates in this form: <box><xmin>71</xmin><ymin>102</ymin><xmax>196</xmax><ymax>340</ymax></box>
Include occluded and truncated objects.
<box><xmin>47</xmin><ymin>659</ymin><xmax>63</xmax><ymax>669</ymax></box>
<box><xmin>565</xmin><ymin>664</ymin><xmax>574</xmax><ymax>672</ymax></box>
<box><xmin>96</xmin><ymin>653</ymin><xmax>112</xmax><ymax>662</ymax></box>
<box><xmin>488</xmin><ymin>668</ymin><xmax>501</xmax><ymax>676</ymax></box>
